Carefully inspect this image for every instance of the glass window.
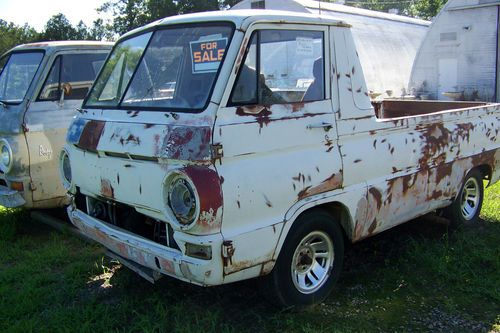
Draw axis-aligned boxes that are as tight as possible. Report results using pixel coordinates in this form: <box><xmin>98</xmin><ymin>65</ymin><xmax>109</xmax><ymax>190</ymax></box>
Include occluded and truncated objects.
<box><xmin>121</xmin><ymin>25</ymin><xmax>233</xmax><ymax>110</ymax></box>
<box><xmin>39</xmin><ymin>57</ymin><xmax>61</xmax><ymax>100</ymax></box>
<box><xmin>0</xmin><ymin>52</ymin><xmax>44</xmax><ymax>104</ymax></box>
<box><xmin>85</xmin><ymin>23</ymin><xmax>234</xmax><ymax>111</ymax></box>
<box><xmin>230</xmin><ymin>30</ymin><xmax>324</xmax><ymax>106</ymax></box>
<box><xmin>39</xmin><ymin>53</ymin><xmax>107</xmax><ymax>101</ymax></box>
<box><xmin>86</xmin><ymin>33</ymin><xmax>152</xmax><ymax>107</ymax></box>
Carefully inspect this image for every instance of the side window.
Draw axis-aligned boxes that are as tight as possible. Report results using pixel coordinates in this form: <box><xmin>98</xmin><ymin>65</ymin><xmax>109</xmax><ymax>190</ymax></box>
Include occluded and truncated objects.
<box><xmin>39</xmin><ymin>56</ymin><xmax>61</xmax><ymax>100</ymax></box>
<box><xmin>230</xmin><ymin>29</ymin><xmax>324</xmax><ymax>106</ymax></box>
<box><xmin>38</xmin><ymin>53</ymin><xmax>107</xmax><ymax>101</ymax></box>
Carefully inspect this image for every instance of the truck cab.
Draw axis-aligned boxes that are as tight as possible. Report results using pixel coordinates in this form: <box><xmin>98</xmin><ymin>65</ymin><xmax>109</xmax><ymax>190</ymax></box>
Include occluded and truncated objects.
<box><xmin>0</xmin><ymin>41</ymin><xmax>111</xmax><ymax>209</ymax></box>
<box><xmin>63</xmin><ymin>11</ymin><xmax>500</xmax><ymax>306</ymax></box>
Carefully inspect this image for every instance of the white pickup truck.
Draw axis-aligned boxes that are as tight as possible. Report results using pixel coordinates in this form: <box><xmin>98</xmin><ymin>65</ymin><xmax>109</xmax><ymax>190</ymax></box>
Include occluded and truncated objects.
<box><xmin>62</xmin><ymin>10</ymin><xmax>500</xmax><ymax>306</ymax></box>
<box><xmin>0</xmin><ymin>41</ymin><xmax>111</xmax><ymax>209</ymax></box>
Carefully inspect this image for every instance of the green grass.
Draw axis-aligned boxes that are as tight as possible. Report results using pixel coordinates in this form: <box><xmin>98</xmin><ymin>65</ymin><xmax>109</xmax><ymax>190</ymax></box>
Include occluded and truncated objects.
<box><xmin>0</xmin><ymin>182</ymin><xmax>499</xmax><ymax>332</ymax></box>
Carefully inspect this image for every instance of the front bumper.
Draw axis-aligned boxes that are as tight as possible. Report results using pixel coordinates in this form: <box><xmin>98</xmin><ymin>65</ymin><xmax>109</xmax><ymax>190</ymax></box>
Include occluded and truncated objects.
<box><xmin>67</xmin><ymin>205</ymin><xmax>224</xmax><ymax>286</ymax></box>
<box><xmin>0</xmin><ymin>185</ymin><xmax>26</xmax><ymax>208</ymax></box>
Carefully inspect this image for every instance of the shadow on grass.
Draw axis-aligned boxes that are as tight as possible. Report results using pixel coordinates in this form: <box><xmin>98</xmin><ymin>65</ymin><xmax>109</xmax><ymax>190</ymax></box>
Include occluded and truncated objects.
<box><xmin>1</xmin><ymin>206</ymin><xmax>498</xmax><ymax>332</ymax></box>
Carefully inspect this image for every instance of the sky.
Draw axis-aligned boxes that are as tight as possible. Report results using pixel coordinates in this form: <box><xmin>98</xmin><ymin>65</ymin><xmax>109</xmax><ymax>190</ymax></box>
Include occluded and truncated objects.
<box><xmin>0</xmin><ymin>0</ymin><xmax>110</xmax><ymax>31</ymax></box>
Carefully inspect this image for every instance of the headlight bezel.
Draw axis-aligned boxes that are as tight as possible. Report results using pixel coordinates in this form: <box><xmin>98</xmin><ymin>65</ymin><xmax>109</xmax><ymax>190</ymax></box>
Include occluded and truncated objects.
<box><xmin>164</xmin><ymin>172</ymin><xmax>199</xmax><ymax>229</ymax></box>
<box><xmin>59</xmin><ymin>148</ymin><xmax>72</xmax><ymax>190</ymax></box>
<box><xmin>0</xmin><ymin>139</ymin><xmax>13</xmax><ymax>173</ymax></box>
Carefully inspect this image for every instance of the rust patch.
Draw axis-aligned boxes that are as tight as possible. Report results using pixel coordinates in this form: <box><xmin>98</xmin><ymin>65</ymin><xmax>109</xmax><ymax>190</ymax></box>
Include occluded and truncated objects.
<box><xmin>144</xmin><ymin>123</ymin><xmax>155</xmax><ymax>129</ymax></box>
<box><xmin>263</xmin><ymin>194</ymin><xmax>273</xmax><ymax>208</ymax></box>
<box><xmin>160</xmin><ymin>126</ymin><xmax>212</xmax><ymax>162</ymax></box>
<box><xmin>78</xmin><ymin>120</ymin><xmax>105</xmax><ymax>151</ymax></box>
<box><xmin>159</xmin><ymin>258</ymin><xmax>175</xmax><ymax>274</ymax></box>
<box><xmin>120</xmin><ymin>134</ymin><xmax>141</xmax><ymax>146</ymax></box>
<box><xmin>222</xmin><ymin>240</ymin><xmax>235</xmax><ymax>267</ymax></box>
<box><xmin>236</xmin><ymin>106</ymin><xmax>272</xmax><ymax>131</ymax></box>
<box><xmin>368</xmin><ymin>187</ymin><xmax>382</xmax><ymax>210</ymax></box>
<box><xmin>183</xmin><ymin>166</ymin><xmax>223</xmax><ymax>233</ymax></box>
<box><xmin>100</xmin><ymin>179</ymin><xmax>114</xmax><ymax>199</ymax></box>
<box><xmin>298</xmin><ymin>173</ymin><xmax>343</xmax><ymax>200</ymax></box>
<box><xmin>127</xmin><ymin>110</ymin><xmax>140</xmax><ymax>118</ymax></box>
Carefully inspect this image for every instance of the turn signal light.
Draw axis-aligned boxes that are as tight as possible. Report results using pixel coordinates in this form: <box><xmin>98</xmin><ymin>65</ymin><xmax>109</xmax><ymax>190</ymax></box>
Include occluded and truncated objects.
<box><xmin>10</xmin><ymin>181</ymin><xmax>24</xmax><ymax>192</ymax></box>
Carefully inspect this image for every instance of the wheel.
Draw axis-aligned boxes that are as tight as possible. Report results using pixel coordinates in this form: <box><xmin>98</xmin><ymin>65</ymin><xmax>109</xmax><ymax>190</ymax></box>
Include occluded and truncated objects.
<box><xmin>262</xmin><ymin>210</ymin><xmax>344</xmax><ymax>307</ymax></box>
<box><xmin>444</xmin><ymin>169</ymin><xmax>484</xmax><ymax>225</ymax></box>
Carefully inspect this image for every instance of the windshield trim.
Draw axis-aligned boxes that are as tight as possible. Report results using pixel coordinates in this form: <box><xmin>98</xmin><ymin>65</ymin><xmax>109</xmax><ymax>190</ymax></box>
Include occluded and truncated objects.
<box><xmin>83</xmin><ymin>21</ymin><xmax>236</xmax><ymax>113</ymax></box>
<box><xmin>0</xmin><ymin>49</ymin><xmax>45</xmax><ymax>105</ymax></box>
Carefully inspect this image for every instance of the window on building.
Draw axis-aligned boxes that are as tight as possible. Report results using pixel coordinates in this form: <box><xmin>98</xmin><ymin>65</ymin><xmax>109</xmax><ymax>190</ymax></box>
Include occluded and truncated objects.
<box><xmin>230</xmin><ymin>29</ymin><xmax>324</xmax><ymax>106</ymax></box>
<box><xmin>251</xmin><ymin>0</ymin><xmax>265</xmax><ymax>9</ymax></box>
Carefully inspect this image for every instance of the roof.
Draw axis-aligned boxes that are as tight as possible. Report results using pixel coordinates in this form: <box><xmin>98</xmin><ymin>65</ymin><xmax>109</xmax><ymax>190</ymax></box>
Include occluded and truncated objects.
<box><xmin>9</xmin><ymin>41</ymin><xmax>113</xmax><ymax>53</ymax></box>
<box><xmin>293</xmin><ymin>0</ymin><xmax>429</xmax><ymax>26</ymax></box>
<box><xmin>120</xmin><ymin>9</ymin><xmax>349</xmax><ymax>40</ymax></box>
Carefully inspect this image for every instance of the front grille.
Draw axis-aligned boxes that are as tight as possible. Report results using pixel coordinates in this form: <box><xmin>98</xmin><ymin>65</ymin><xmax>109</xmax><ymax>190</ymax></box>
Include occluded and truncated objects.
<box><xmin>77</xmin><ymin>191</ymin><xmax>179</xmax><ymax>250</ymax></box>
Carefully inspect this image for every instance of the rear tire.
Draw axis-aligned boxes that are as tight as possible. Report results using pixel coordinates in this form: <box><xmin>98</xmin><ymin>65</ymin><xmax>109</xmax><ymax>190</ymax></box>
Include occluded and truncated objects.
<box><xmin>444</xmin><ymin>169</ymin><xmax>484</xmax><ymax>225</ymax></box>
<box><xmin>262</xmin><ymin>210</ymin><xmax>344</xmax><ymax>307</ymax></box>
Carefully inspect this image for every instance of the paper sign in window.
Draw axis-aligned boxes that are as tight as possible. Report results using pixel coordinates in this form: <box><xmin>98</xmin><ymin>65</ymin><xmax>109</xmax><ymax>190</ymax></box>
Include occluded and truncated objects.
<box><xmin>190</xmin><ymin>38</ymin><xmax>228</xmax><ymax>74</ymax></box>
<box><xmin>296</xmin><ymin>37</ymin><xmax>314</xmax><ymax>56</ymax></box>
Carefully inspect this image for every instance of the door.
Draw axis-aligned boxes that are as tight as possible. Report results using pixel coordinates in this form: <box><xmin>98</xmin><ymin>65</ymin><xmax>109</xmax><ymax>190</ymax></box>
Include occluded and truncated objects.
<box><xmin>438</xmin><ymin>58</ymin><xmax>458</xmax><ymax>100</ymax></box>
<box><xmin>25</xmin><ymin>52</ymin><xmax>107</xmax><ymax>203</ymax></box>
<box><xmin>214</xmin><ymin>25</ymin><xmax>342</xmax><ymax>237</ymax></box>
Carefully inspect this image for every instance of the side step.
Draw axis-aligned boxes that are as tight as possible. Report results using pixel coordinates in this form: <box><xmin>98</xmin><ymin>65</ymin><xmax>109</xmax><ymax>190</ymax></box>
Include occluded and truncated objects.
<box><xmin>105</xmin><ymin>250</ymin><xmax>163</xmax><ymax>284</ymax></box>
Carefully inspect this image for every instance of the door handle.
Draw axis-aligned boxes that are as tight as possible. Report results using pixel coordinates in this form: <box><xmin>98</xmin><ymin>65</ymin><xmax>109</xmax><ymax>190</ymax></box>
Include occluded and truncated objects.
<box><xmin>307</xmin><ymin>122</ymin><xmax>334</xmax><ymax>131</ymax></box>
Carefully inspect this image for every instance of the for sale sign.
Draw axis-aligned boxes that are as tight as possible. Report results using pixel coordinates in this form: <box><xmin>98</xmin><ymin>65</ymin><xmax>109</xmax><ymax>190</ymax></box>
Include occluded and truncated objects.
<box><xmin>190</xmin><ymin>37</ymin><xmax>228</xmax><ymax>74</ymax></box>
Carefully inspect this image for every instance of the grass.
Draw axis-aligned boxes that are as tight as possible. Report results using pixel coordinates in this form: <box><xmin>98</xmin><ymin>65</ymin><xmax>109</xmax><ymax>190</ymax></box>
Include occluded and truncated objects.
<box><xmin>0</xmin><ymin>182</ymin><xmax>499</xmax><ymax>332</ymax></box>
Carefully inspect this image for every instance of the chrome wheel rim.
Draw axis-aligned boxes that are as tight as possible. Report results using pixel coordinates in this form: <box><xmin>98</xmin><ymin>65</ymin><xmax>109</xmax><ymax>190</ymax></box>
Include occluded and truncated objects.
<box><xmin>291</xmin><ymin>231</ymin><xmax>334</xmax><ymax>294</ymax></box>
<box><xmin>460</xmin><ymin>177</ymin><xmax>480</xmax><ymax>221</ymax></box>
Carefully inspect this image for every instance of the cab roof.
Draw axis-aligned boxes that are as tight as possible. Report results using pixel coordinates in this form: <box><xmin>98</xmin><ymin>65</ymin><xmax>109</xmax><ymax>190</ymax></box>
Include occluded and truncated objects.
<box><xmin>120</xmin><ymin>9</ymin><xmax>349</xmax><ymax>40</ymax></box>
<box><xmin>7</xmin><ymin>41</ymin><xmax>113</xmax><ymax>54</ymax></box>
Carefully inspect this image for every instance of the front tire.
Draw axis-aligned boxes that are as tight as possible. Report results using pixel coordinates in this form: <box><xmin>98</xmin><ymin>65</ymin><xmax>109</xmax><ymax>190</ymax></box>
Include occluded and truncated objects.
<box><xmin>444</xmin><ymin>169</ymin><xmax>484</xmax><ymax>225</ymax></box>
<box><xmin>263</xmin><ymin>210</ymin><xmax>344</xmax><ymax>307</ymax></box>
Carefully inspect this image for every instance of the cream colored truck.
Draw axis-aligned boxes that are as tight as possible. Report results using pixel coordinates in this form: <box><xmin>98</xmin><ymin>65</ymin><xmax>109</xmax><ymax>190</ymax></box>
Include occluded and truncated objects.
<box><xmin>62</xmin><ymin>11</ymin><xmax>499</xmax><ymax>306</ymax></box>
<box><xmin>0</xmin><ymin>41</ymin><xmax>111</xmax><ymax>209</ymax></box>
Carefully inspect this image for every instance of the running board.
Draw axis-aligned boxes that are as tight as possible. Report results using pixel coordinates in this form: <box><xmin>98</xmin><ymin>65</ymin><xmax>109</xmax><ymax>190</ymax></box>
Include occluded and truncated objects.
<box><xmin>105</xmin><ymin>250</ymin><xmax>163</xmax><ymax>284</ymax></box>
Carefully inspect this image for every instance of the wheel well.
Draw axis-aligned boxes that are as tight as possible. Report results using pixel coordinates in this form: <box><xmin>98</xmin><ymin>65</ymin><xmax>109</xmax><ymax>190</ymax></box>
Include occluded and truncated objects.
<box><xmin>304</xmin><ymin>202</ymin><xmax>354</xmax><ymax>243</ymax></box>
<box><xmin>475</xmin><ymin>164</ymin><xmax>492</xmax><ymax>184</ymax></box>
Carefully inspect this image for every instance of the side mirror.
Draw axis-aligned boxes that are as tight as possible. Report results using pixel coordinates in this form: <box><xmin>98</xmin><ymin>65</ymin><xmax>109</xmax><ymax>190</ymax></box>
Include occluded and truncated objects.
<box><xmin>59</xmin><ymin>83</ymin><xmax>72</xmax><ymax>104</ymax></box>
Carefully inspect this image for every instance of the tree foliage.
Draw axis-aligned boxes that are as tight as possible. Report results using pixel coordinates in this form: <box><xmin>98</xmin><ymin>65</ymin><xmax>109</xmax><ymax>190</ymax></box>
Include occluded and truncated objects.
<box><xmin>0</xmin><ymin>0</ymin><xmax>448</xmax><ymax>56</ymax></box>
<box><xmin>98</xmin><ymin>0</ymin><xmax>240</xmax><ymax>36</ymax></box>
<box><xmin>0</xmin><ymin>20</ymin><xmax>40</xmax><ymax>55</ymax></box>
<box><xmin>347</xmin><ymin>0</ymin><xmax>446</xmax><ymax>20</ymax></box>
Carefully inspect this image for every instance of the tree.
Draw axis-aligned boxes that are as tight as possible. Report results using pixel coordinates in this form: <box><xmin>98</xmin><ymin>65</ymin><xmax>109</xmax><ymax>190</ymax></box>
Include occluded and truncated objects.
<box><xmin>42</xmin><ymin>13</ymin><xmax>78</xmax><ymax>40</ymax></box>
<box><xmin>411</xmin><ymin>0</ymin><xmax>447</xmax><ymax>20</ymax></box>
<box><xmin>0</xmin><ymin>20</ymin><xmax>40</xmax><ymax>55</ymax></box>
<box><xmin>346</xmin><ymin>0</ymin><xmax>446</xmax><ymax>20</ymax></box>
<box><xmin>98</xmin><ymin>0</ymin><xmax>241</xmax><ymax>36</ymax></box>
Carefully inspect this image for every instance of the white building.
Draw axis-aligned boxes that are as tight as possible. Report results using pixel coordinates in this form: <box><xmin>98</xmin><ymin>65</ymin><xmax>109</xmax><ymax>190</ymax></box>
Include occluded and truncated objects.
<box><xmin>410</xmin><ymin>0</ymin><xmax>500</xmax><ymax>102</ymax></box>
<box><xmin>232</xmin><ymin>0</ymin><xmax>430</xmax><ymax>98</ymax></box>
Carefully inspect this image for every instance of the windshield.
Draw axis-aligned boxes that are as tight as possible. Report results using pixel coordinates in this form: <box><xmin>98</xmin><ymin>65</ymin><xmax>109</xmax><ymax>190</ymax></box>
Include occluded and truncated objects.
<box><xmin>0</xmin><ymin>52</ymin><xmax>44</xmax><ymax>104</ymax></box>
<box><xmin>85</xmin><ymin>23</ymin><xmax>234</xmax><ymax>111</ymax></box>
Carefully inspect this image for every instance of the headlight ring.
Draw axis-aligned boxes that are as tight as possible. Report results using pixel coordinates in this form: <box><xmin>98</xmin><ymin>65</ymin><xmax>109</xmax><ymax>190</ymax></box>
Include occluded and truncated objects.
<box><xmin>0</xmin><ymin>139</ymin><xmax>13</xmax><ymax>173</ymax></box>
<box><xmin>59</xmin><ymin>149</ymin><xmax>72</xmax><ymax>190</ymax></box>
<box><xmin>166</xmin><ymin>173</ymin><xmax>198</xmax><ymax>227</ymax></box>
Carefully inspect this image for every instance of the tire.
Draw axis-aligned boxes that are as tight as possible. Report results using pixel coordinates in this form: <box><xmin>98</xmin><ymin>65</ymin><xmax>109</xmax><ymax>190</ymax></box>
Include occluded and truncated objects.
<box><xmin>444</xmin><ymin>169</ymin><xmax>484</xmax><ymax>225</ymax></box>
<box><xmin>262</xmin><ymin>209</ymin><xmax>344</xmax><ymax>307</ymax></box>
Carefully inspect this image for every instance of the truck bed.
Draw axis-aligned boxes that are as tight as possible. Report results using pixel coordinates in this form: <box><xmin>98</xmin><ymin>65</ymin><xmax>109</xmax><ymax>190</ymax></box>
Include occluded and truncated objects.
<box><xmin>373</xmin><ymin>100</ymin><xmax>488</xmax><ymax>118</ymax></box>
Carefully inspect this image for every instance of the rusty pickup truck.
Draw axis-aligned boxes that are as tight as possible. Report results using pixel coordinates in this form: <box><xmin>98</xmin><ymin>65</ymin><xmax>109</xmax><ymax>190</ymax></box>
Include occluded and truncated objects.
<box><xmin>62</xmin><ymin>10</ymin><xmax>500</xmax><ymax>306</ymax></box>
<box><xmin>0</xmin><ymin>41</ymin><xmax>111</xmax><ymax>209</ymax></box>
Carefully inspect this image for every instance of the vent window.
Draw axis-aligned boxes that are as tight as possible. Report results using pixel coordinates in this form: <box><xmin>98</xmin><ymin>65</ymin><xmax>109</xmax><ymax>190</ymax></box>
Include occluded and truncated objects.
<box><xmin>440</xmin><ymin>32</ymin><xmax>457</xmax><ymax>42</ymax></box>
<box><xmin>251</xmin><ymin>0</ymin><xmax>265</xmax><ymax>9</ymax></box>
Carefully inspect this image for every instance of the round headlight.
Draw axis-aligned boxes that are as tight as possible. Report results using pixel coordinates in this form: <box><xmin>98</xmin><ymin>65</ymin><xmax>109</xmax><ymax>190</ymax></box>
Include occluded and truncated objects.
<box><xmin>168</xmin><ymin>177</ymin><xmax>197</xmax><ymax>225</ymax></box>
<box><xmin>60</xmin><ymin>149</ymin><xmax>72</xmax><ymax>189</ymax></box>
<box><xmin>0</xmin><ymin>140</ymin><xmax>12</xmax><ymax>173</ymax></box>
